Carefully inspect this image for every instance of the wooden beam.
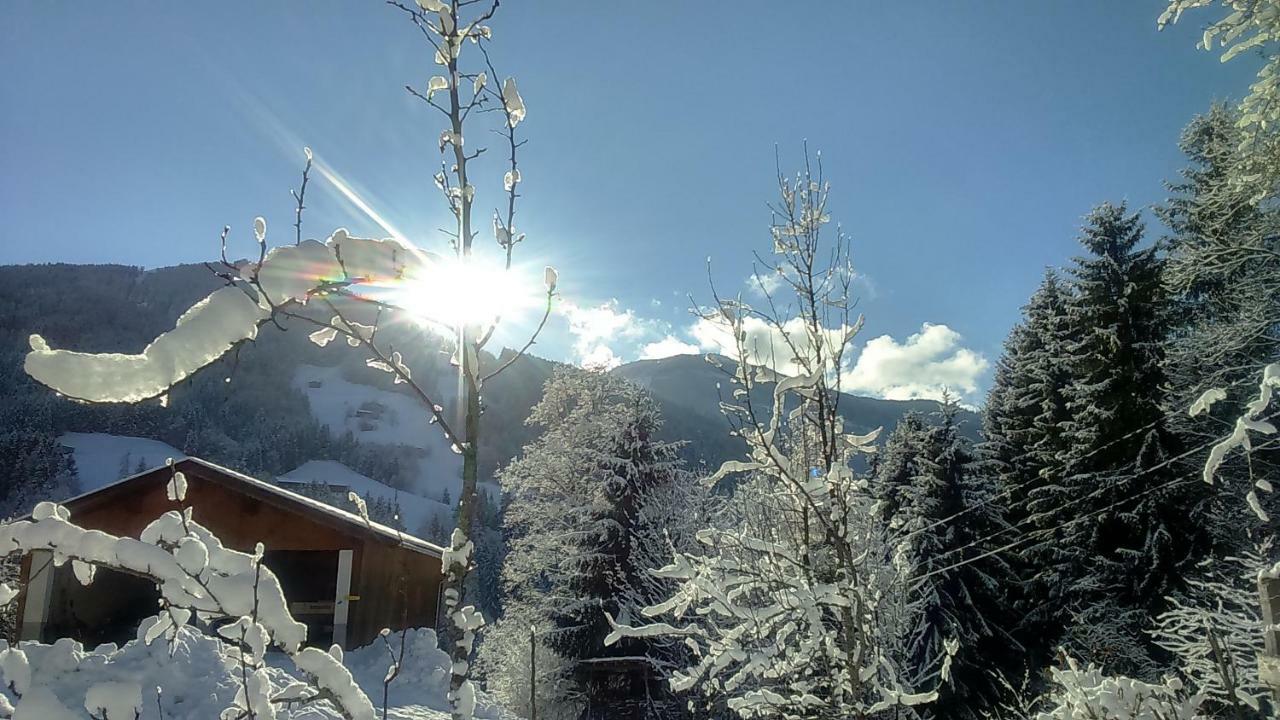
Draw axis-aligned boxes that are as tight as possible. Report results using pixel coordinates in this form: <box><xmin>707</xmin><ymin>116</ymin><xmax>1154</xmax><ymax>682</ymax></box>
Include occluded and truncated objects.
<box><xmin>1259</xmin><ymin>576</ymin><xmax>1280</xmax><ymax>702</ymax></box>
<box><xmin>333</xmin><ymin>549</ymin><xmax>354</xmax><ymax>649</ymax></box>
<box><xmin>20</xmin><ymin>551</ymin><xmax>54</xmax><ymax>641</ymax></box>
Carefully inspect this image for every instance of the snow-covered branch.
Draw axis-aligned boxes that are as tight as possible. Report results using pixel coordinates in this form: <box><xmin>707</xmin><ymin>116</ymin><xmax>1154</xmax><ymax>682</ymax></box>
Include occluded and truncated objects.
<box><xmin>0</xmin><ymin>500</ymin><xmax>376</xmax><ymax>720</ymax></box>
<box><xmin>1193</xmin><ymin>362</ymin><xmax>1280</xmax><ymax>520</ymax></box>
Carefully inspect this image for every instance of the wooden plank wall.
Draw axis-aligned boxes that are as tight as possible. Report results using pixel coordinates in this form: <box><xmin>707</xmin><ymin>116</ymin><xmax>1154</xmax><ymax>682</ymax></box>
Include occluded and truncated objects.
<box><xmin>63</xmin><ymin>468</ymin><xmax>357</xmax><ymax>552</ymax></box>
<box><xmin>349</xmin><ymin>537</ymin><xmax>441</xmax><ymax>647</ymax></box>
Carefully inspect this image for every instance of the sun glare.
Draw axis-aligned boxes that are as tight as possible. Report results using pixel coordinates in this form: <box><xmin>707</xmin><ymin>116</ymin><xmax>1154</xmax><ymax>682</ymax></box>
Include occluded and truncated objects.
<box><xmin>394</xmin><ymin>256</ymin><xmax>542</xmax><ymax>331</ymax></box>
<box><xmin>306</xmin><ymin>157</ymin><xmax>543</xmax><ymax>333</ymax></box>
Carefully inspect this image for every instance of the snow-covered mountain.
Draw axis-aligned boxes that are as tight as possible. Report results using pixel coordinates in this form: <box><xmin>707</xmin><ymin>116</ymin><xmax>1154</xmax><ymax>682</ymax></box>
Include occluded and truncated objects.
<box><xmin>0</xmin><ymin>261</ymin><xmax>975</xmax><ymax>521</ymax></box>
<box><xmin>291</xmin><ymin>365</ymin><xmax>467</xmax><ymax>501</ymax></box>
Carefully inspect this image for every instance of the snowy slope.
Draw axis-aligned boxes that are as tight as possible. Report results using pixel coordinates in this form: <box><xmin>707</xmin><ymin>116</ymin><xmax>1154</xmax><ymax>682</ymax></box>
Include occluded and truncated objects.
<box><xmin>59</xmin><ymin>432</ymin><xmax>185</xmax><ymax>496</ymax></box>
<box><xmin>278</xmin><ymin>460</ymin><xmax>450</xmax><ymax>538</ymax></box>
<box><xmin>293</xmin><ymin>364</ymin><xmax>459</xmax><ymax>453</ymax></box>
<box><xmin>292</xmin><ymin>365</ymin><xmax>497</xmax><ymax>505</ymax></box>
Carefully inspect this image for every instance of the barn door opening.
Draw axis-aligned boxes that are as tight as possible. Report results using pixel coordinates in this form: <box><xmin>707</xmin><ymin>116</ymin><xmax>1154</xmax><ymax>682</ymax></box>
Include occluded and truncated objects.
<box><xmin>263</xmin><ymin>549</ymin><xmax>340</xmax><ymax>647</ymax></box>
<box><xmin>36</xmin><ymin>556</ymin><xmax>161</xmax><ymax>647</ymax></box>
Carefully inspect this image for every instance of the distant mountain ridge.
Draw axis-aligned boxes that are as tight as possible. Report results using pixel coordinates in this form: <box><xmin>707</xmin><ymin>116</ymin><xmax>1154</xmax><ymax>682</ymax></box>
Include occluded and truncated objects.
<box><xmin>0</xmin><ymin>261</ymin><xmax>977</xmax><ymax>517</ymax></box>
<box><xmin>613</xmin><ymin>353</ymin><xmax>978</xmax><ymax>471</ymax></box>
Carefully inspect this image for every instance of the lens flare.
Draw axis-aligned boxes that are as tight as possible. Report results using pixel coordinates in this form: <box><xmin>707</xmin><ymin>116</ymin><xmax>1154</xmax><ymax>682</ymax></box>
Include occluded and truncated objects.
<box><xmin>312</xmin><ymin>160</ymin><xmax>411</xmax><ymax>246</ymax></box>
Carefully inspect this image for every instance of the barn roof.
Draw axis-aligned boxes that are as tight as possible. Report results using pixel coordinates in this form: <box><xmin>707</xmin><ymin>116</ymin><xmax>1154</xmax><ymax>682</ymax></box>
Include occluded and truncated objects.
<box><xmin>56</xmin><ymin>457</ymin><xmax>445</xmax><ymax>558</ymax></box>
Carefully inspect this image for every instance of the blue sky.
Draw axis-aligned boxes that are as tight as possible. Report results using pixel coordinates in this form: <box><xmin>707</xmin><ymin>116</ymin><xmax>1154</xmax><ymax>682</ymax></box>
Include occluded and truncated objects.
<box><xmin>0</xmin><ymin>1</ymin><xmax>1257</xmax><ymax>402</ymax></box>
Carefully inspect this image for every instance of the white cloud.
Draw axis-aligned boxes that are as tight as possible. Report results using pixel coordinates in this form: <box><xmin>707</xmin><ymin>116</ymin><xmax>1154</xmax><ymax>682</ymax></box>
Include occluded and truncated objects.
<box><xmin>559</xmin><ymin>299</ymin><xmax>661</xmax><ymax>369</ymax></box>
<box><xmin>639</xmin><ymin>335</ymin><xmax>701</xmax><ymax>360</ymax></box>
<box><xmin>745</xmin><ymin>267</ymin><xmax>786</xmax><ymax>297</ymax></box>
<box><xmin>685</xmin><ymin>314</ymin><xmax>986</xmax><ymax>402</ymax></box>
<box><xmin>690</xmin><ymin>315</ymin><xmax>853</xmax><ymax>378</ymax></box>
<box><xmin>840</xmin><ymin>323</ymin><xmax>987</xmax><ymax>402</ymax></box>
<box><xmin>553</xmin><ymin>297</ymin><xmax>979</xmax><ymax>402</ymax></box>
<box><xmin>580</xmin><ymin>344</ymin><xmax>623</xmax><ymax>370</ymax></box>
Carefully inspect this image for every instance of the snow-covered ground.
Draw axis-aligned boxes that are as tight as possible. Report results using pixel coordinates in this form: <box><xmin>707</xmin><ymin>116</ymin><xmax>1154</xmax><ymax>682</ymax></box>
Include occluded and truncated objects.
<box><xmin>59</xmin><ymin>432</ymin><xmax>185</xmax><ymax>496</ymax></box>
<box><xmin>292</xmin><ymin>365</ymin><xmax>497</xmax><ymax>505</ymax></box>
<box><xmin>1</xmin><ymin>626</ymin><xmax>513</xmax><ymax>720</ymax></box>
<box><xmin>293</xmin><ymin>364</ymin><xmax>459</xmax><ymax>456</ymax></box>
<box><xmin>278</xmin><ymin>460</ymin><xmax>450</xmax><ymax>538</ymax></box>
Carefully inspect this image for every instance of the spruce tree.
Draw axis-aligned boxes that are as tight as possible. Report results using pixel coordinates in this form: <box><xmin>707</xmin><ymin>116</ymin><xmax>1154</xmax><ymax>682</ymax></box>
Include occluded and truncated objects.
<box><xmin>982</xmin><ymin>271</ymin><xmax>1072</xmax><ymax>515</ymax></box>
<box><xmin>979</xmin><ymin>270</ymin><xmax>1073</xmax><ymax>660</ymax></box>
<box><xmin>893</xmin><ymin>401</ymin><xmax>1019</xmax><ymax>719</ymax></box>
<box><xmin>873</xmin><ymin>412</ymin><xmax>928</xmax><ymax>532</ymax></box>
<box><xmin>1039</xmin><ymin>202</ymin><xmax>1206</xmax><ymax>676</ymax></box>
<box><xmin>490</xmin><ymin>368</ymin><xmax>698</xmax><ymax>718</ymax></box>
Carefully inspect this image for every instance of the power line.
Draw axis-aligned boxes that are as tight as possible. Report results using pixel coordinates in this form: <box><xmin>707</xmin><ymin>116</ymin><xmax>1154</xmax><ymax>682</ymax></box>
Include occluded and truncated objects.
<box><xmin>923</xmin><ymin>413</ymin><xmax>1275</xmax><ymax>570</ymax></box>
<box><xmin>913</xmin><ymin>435</ymin><xmax>1278</xmax><ymax>583</ymax></box>
<box><xmin>893</xmin><ymin>372</ymin><xmax>1267</xmax><ymax>549</ymax></box>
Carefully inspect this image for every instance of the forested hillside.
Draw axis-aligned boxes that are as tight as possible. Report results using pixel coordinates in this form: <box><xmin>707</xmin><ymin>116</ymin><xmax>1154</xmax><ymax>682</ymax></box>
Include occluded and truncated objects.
<box><xmin>0</xmin><ymin>262</ymin><xmax>965</xmax><ymax>522</ymax></box>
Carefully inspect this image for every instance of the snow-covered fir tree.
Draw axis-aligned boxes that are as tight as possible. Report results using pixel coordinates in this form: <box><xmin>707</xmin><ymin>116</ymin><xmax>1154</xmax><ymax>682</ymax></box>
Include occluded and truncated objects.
<box><xmin>980</xmin><ymin>270</ymin><xmax>1074</xmax><ymax>657</ymax></box>
<box><xmin>873</xmin><ymin>411</ymin><xmax>928</xmax><ymax>532</ymax></box>
<box><xmin>482</xmin><ymin>367</ymin><xmax>702</xmax><ymax>719</ymax></box>
<box><xmin>886</xmin><ymin>400</ymin><xmax>1020</xmax><ymax>719</ymax></box>
<box><xmin>1036</xmin><ymin>202</ymin><xmax>1207</xmax><ymax>677</ymax></box>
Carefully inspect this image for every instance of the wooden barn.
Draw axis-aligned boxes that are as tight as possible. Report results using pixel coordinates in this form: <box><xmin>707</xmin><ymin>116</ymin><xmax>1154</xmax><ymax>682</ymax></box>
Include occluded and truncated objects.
<box><xmin>15</xmin><ymin>458</ymin><xmax>444</xmax><ymax>650</ymax></box>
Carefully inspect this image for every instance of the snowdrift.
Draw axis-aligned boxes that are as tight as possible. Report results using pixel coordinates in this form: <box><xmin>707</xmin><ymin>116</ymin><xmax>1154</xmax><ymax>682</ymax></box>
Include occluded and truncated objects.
<box><xmin>0</xmin><ymin>626</ymin><xmax>512</xmax><ymax>720</ymax></box>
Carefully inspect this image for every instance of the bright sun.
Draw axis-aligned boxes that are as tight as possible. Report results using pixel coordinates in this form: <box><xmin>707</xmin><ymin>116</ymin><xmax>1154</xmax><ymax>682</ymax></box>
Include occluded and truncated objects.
<box><xmin>308</xmin><ymin>160</ymin><xmax>546</xmax><ymax>332</ymax></box>
<box><xmin>393</xmin><ymin>255</ymin><xmax>542</xmax><ymax>330</ymax></box>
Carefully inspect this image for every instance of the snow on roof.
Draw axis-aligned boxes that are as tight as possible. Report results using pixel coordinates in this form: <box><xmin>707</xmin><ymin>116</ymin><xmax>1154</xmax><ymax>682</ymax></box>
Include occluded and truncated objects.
<box><xmin>60</xmin><ymin>457</ymin><xmax>444</xmax><ymax>558</ymax></box>
<box><xmin>277</xmin><ymin>460</ymin><xmax>449</xmax><ymax>538</ymax></box>
<box><xmin>280</xmin><ymin>460</ymin><xmax>388</xmax><ymax>491</ymax></box>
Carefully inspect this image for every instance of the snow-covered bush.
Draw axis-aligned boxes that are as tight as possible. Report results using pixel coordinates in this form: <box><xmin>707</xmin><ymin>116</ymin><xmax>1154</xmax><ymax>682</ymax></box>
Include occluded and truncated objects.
<box><xmin>1151</xmin><ymin>544</ymin><xmax>1272</xmax><ymax>715</ymax></box>
<box><xmin>1036</xmin><ymin>657</ymin><xmax>1207</xmax><ymax>720</ymax></box>
<box><xmin>1</xmin><ymin>626</ymin><xmax>275</xmax><ymax>719</ymax></box>
<box><xmin>0</xmin><ymin>624</ymin><xmax>512</xmax><ymax>720</ymax></box>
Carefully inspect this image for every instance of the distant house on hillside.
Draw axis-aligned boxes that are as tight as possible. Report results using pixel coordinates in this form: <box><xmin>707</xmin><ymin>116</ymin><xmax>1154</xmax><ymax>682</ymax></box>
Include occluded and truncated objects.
<box><xmin>277</xmin><ymin>460</ymin><xmax>450</xmax><ymax>539</ymax></box>
<box><xmin>15</xmin><ymin>458</ymin><xmax>443</xmax><ymax>650</ymax></box>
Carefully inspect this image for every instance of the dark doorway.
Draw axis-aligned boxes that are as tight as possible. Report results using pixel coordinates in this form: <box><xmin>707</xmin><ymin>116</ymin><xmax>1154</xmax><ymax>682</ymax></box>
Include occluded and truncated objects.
<box><xmin>45</xmin><ymin>565</ymin><xmax>159</xmax><ymax>647</ymax></box>
<box><xmin>263</xmin><ymin>549</ymin><xmax>339</xmax><ymax>647</ymax></box>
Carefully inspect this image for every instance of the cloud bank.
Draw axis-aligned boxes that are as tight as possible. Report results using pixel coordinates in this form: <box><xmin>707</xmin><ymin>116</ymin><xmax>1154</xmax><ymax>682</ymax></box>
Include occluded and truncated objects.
<box><xmin>840</xmin><ymin>323</ymin><xmax>988</xmax><ymax>401</ymax></box>
<box><xmin>552</xmin><ymin>295</ymin><xmax>987</xmax><ymax>403</ymax></box>
<box><xmin>640</xmin><ymin>335</ymin><xmax>701</xmax><ymax>360</ymax></box>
